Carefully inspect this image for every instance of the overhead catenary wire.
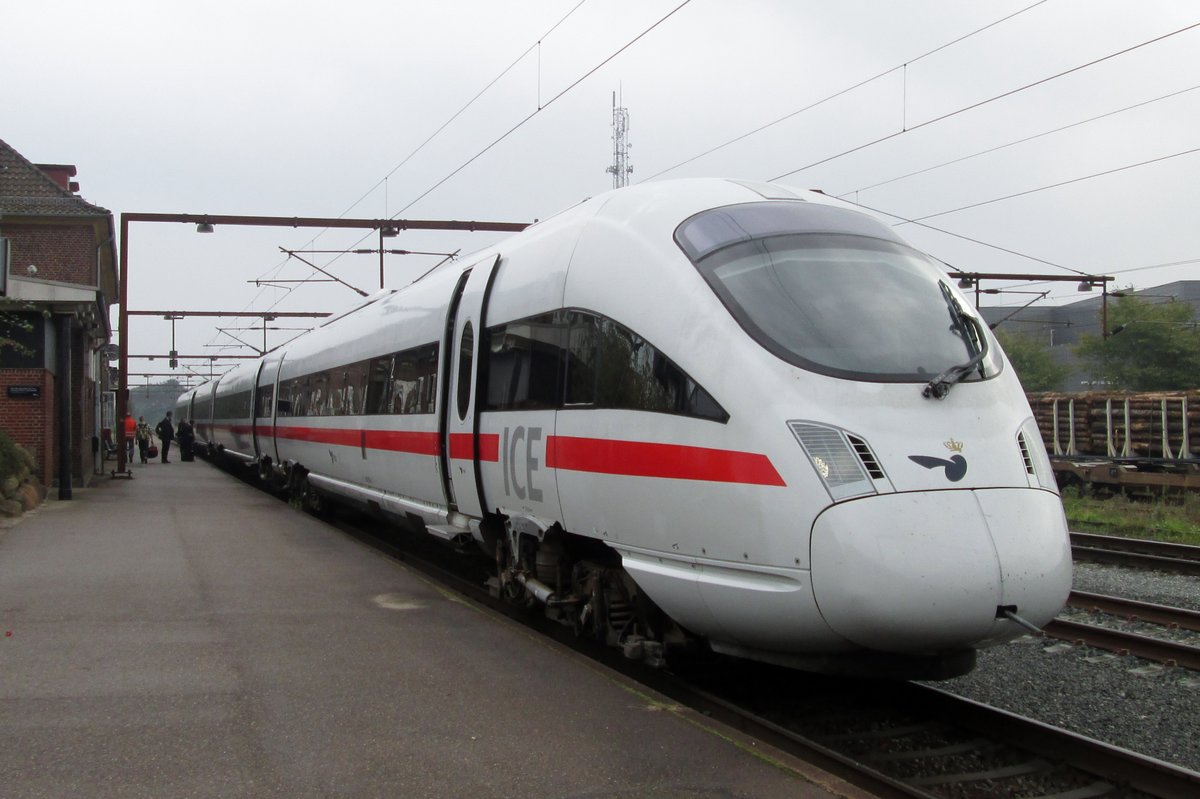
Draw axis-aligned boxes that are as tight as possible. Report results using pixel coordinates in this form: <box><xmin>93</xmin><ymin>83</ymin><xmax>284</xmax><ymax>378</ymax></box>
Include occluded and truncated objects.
<box><xmin>845</xmin><ymin>197</ymin><xmax>1090</xmax><ymax>276</ymax></box>
<box><xmin>898</xmin><ymin>145</ymin><xmax>1200</xmax><ymax>225</ymax></box>
<box><xmin>184</xmin><ymin>10</ymin><xmax>1200</xmax><ymax>375</ymax></box>
<box><xmin>641</xmin><ymin>0</ymin><xmax>1052</xmax><ymax>182</ymax></box>
<box><xmin>337</xmin><ymin>0</ymin><xmax>591</xmax><ymax>223</ymax></box>
<box><xmin>768</xmin><ymin>19</ymin><xmax>1200</xmax><ymax>182</ymax></box>
<box><xmin>839</xmin><ymin>84</ymin><xmax>1200</xmax><ymax>198</ymax></box>
<box><xmin>391</xmin><ymin>0</ymin><xmax>696</xmax><ymax>219</ymax></box>
<box><xmin>248</xmin><ymin>0</ymin><xmax>692</xmax><ymax>319</ymax></box>
<box><xmin>201</xmin><ymin>1</ymin><xmax>595</xmax><ymax>362</ymax></box>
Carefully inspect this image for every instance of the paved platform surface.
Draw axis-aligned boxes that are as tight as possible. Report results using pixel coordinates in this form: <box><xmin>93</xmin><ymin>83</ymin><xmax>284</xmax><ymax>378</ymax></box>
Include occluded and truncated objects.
<box><xmin>0</xmin><ymin>458</ymin><xmax>863</xmax><ymax>798</ymax></box>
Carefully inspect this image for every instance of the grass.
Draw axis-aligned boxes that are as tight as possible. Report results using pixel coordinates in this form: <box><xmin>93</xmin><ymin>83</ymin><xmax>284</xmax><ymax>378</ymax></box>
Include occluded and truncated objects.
<box><xmin>1060</xmin><ymin>487</ymin><xmax>1200</xmax><ymax>545</ymax></box>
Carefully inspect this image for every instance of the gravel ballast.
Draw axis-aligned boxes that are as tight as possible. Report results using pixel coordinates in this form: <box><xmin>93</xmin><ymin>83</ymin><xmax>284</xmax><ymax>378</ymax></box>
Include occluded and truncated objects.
<box><xmin>932</xmin><ymin>562</ymin><xmax>1200</xmax><ymax>772</ymax></box>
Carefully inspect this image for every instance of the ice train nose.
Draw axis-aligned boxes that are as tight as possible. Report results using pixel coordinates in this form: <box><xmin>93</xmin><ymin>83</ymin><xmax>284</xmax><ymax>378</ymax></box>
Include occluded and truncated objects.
<box><xmin>810</xmin><ymin>489</ymin><xmax>1072</xmax><ymax>653</ymax></box>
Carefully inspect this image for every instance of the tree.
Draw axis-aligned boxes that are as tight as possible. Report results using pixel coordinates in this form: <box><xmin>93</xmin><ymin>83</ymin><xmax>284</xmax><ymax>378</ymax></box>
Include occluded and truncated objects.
<box><xmin>994</xmin><ymin>327</ymin><xmax>1069</xmax><ymax>391</ymax></box>
<box><xmin>1074</xmin><ymin>295</ymin><xmax>1200</xmax><ymax>390</ymax></box>
<box><xmin>0</xmin><ymin>298</ymin><xmax>41</xmax><ymax>360</ymax></box>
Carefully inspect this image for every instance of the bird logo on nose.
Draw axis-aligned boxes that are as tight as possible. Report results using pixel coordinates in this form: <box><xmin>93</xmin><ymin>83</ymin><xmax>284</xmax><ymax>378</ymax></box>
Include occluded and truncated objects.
<box><xmin>909</xmin><ymin>453</ymin><xmax>968</xmax><ymax>482</ymax></box>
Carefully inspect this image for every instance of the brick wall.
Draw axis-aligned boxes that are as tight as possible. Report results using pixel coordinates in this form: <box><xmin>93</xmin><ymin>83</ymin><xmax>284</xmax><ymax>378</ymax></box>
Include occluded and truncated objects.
<box><xmin>0</xmin><ymin>369</ymin><xmax>54</xmax><ymax>485</ymax></box>
<box><xmin>3</xmin><ymin>223</ymin><xmax>96</xmax><ymax>285</ymax></box>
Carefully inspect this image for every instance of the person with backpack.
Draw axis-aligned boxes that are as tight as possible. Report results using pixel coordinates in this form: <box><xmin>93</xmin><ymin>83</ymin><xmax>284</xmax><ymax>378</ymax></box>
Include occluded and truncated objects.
<box><xmin>135</xmin><ymin>416</ymin><xmax>154</xmax><ymax>464</ymax></box>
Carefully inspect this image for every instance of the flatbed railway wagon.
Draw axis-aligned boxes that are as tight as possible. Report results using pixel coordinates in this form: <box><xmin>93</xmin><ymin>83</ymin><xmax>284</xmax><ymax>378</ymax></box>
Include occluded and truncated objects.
<box><xmin>1028</xmin><ymin>391</ymin><xmax>1200</xmax><ymax>494</ymax></box>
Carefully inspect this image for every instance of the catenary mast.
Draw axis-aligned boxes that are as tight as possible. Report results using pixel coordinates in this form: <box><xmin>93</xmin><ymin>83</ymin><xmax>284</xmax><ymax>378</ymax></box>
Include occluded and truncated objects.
<box><xmin>606</xmin><ymin>91</ymin><xmax>632</xmax><ymax>189</ymax></box>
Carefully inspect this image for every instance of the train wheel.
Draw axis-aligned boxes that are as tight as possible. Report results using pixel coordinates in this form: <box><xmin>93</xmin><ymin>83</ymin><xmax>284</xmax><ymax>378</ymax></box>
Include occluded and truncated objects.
<box><xmin>300</xmin><ymin>476</ymin><xmax>322</xmax><ymax>514</ymax></box>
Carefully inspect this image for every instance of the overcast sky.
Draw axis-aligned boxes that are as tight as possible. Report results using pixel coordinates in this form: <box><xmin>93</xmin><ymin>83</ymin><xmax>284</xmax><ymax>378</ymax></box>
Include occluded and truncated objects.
<box><xmin>4</xmin><ymin>0</ymin><xmax>1198</xmax><ymax>386</ymax></box>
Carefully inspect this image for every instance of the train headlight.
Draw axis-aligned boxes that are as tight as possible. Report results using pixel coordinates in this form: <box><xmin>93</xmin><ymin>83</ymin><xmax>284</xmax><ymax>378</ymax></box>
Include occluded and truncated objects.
<box><xmin>788</xmin><ymin>421</ymin><xmax>879</xmax><ymax>501</ymax></box>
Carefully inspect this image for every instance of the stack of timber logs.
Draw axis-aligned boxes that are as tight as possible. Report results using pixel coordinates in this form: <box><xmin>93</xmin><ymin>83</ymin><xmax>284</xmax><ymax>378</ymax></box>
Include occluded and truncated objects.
<box><xmin>1027</xmin><ymin>391</ymin><xmax>1200</xmax><ymax>461</ymax></box>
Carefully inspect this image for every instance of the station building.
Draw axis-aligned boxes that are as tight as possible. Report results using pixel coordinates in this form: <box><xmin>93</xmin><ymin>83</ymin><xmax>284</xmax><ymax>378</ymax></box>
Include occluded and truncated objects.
<box><xmin>0</xmin><ymin>137</ymin><xmax>118</xmax><ymax>491</ymax></box>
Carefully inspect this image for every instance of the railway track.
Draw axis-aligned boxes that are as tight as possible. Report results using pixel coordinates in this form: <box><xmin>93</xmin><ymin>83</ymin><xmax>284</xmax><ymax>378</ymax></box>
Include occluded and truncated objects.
<box><xmin>217</xmin><ymin>459</ymin><xmax>1200</xmax><ymax>797</ymax></box>
<box><xmin>1071</xmin><ymin>532</ymin><xmax>1200</xmax><ymax>575</ymax></box>
<box><xmin>670</xmin><ymin>658</ymin><xmax>1200</xmax><ymax>799</ymax></box>
<box><xmin>1043</xmin><ymin>591</ymin><xmax>1200</xmax><ymax>670</ymax></box>
<box><xmin>318</xmin><ymin>502</ymin><xmax>1200</xmax><ymax>798</ymax></box>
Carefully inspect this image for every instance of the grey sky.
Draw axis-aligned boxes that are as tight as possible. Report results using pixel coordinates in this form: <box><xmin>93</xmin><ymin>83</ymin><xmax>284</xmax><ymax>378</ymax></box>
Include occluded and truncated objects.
<box><xmin>3</xmin><ymin>0</ymin><xmax>1197</xmax><ymax>384</ymax></box>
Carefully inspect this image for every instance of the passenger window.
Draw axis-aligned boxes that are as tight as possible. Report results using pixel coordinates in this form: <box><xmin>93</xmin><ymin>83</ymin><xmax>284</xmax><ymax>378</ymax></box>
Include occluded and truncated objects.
<box><xmin>457</xmin><ymin>322</ymin><xmax>474</xmax><ymax>421</ymax></box>
<box><xmin>564</xmin><ymin>312</ymin><xmax>596</xmax><ymax>405</ymax></box>
<box><xmin>564</xmin><ymin>311</ymin><xmax>727</xmax><ymax>422</ymax></box>
<box><xmin>255</xmin><ymin>385</ymin><xmax>274</xmax><ymax>418</ymax></box>
<box><xmin>482</xmin><ymin>310</ymin><xmax>726</xmax><ymax>422</ymax></box>
<box><xmin>485</xmin><ymin>313</ymin><xmax>563</xmax><ymax>411</ymax></box>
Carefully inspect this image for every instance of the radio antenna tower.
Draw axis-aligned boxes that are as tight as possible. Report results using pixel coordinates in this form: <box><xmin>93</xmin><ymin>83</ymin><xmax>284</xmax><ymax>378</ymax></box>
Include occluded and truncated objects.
<box><xmin>606</xmin><ymin>91</ymin><xmax>632</xmax><ymax>189</ymax></box>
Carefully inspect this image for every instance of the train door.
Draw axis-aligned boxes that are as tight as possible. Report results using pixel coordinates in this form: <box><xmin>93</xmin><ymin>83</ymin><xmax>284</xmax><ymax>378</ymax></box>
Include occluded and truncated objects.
<box><xmin>251</xmin><ymin>359</ymin><xmax>268</xmax><ymax>461</ymax></box>
<box><xmin>440</xmin><ymin>255</ymin><xmax>501</xmax><ymax>519</ymax></box>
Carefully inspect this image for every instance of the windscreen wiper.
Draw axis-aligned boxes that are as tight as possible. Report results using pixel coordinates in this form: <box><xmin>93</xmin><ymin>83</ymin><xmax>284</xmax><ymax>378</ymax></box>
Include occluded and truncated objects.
<box><xmin>923</xmin><ymin>284</ymin><xmax>989</xmax><ymax>400</ymax></box>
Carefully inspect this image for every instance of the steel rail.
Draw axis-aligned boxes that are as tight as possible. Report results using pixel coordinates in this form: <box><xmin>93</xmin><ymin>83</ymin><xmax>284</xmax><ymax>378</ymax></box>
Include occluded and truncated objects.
<box><xmin>1043</xmin><ymin>618</ymin><xmax>1200</xmax><ymax>670</ymax></box>
<box><xmin>1071</xmin><ymin>532</ymin><xmax>1200</xmax><ymax>561</ymax></box>
<box><xmin>899</xmin><ymin>683</ymin><xmax>1200</xmax><ymax>799</ymax></box>
<box><xmin>1068</xmin><ymin>590</ymin><xmax>1200</xmax><ymax>633</ymax></box>
<box><xmin>1071</xmin><ymin>532</ymin><xmax>1200</xmax><ymax>575</ymax></box>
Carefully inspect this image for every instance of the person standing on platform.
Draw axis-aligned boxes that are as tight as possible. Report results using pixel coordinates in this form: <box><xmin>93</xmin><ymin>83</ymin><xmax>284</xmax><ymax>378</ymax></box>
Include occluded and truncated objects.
<box><xmin>155</xmin><ymin>411</ymin><xmax>175</xmax><ymax>463</ymax></box>
<box><xmin>177</xmin><ymin>417</ymin><xmax>195</xmax><ymax>462</ymax></box>
<box><xmin>123</xmin><ymin>413</ymin><xmax>136</xmax><ymax>462</ymax></box>
<box><xmin>135</xmin><ymin>416</ymin><xmax>153</xmax><ymax>464</ymax></box>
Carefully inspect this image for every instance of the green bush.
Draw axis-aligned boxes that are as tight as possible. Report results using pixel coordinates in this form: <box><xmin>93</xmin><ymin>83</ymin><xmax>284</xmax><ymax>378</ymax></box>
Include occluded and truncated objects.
<box><xmin>0</xmin><ymin>428</ymin><xmax>34</xmax><ymax>484</ymax></box>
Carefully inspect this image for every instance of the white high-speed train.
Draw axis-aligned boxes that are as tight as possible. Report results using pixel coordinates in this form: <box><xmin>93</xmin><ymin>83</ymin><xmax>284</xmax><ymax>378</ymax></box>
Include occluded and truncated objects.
<box><xmin>177</xmin><ymin>178</ymin><xmax>1072</xmax><ymax>679</ymax></box>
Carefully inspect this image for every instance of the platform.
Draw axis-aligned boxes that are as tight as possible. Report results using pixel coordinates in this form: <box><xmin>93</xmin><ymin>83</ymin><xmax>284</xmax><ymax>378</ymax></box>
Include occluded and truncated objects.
<box><xmin>0</xmin><ymin>457</ymin><xmax>861</xmax><ymax>798</ymax></box>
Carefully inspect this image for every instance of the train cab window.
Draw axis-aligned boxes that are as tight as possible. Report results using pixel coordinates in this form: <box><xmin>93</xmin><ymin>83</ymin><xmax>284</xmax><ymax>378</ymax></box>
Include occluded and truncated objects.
<box><xmin>457</xmin><ymin>323</ymin><xmax>474</xmax><ymax>421</ymax></box>
<box><xmin>676</xmin><ymin>201</ymin><xmax>1002</xmax><ymax>383</ymax></box>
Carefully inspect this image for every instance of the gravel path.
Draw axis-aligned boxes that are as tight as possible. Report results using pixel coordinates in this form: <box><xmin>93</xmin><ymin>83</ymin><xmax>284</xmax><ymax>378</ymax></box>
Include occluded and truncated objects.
<box><xmin>932</xmin><ymin>562</ymin><xmax>1200</xmax><ymax>772</ymax></box>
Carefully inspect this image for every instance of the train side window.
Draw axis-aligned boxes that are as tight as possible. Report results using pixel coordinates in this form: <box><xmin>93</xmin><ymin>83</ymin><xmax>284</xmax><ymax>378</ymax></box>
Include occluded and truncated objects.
<box><xmin>366</xmin><ymin>355</ymin><xmax>394</xmax><ymax>414</ymax></box>
<box><xmin>564</xmin><ymin>311</ymin><xmax>727</xmax><ymax>422</ymax></box>
<box><xmin>457</xmin><ymin>322</ymin><xmax>474</xmax><ymax>421</ymax></box>
<box><xmin>484</xmin><ymin>312</ymin><xmax>563</xmax><ymax>411</ymax></box>
<box><xmin>564</xmin><ymin>311</ymin><xmax>596</xmax><ymax>405</ymax></box>
<box><xmin>417</xmin><ymin>343</ymin><xmax>439</xmax><ymax>413</ymax></box>
<box><xmin>255</xmin><ymin>385</ymin><xmax>274</xmax><ymax>418</ymax></box>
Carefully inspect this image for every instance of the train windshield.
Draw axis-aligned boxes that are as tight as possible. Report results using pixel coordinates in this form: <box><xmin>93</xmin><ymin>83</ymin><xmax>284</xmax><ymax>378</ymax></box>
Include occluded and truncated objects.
<box><xmin>676</xmin><ymin>202</ymin><xmax>1001</xmax><ymax>383</ymax></box>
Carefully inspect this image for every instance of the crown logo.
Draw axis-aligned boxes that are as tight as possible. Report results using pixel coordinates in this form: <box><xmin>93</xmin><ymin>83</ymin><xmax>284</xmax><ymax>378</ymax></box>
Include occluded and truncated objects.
<box><xmin>944</xmin><ymin>438</ymin><xmax>964</xmax><ymax>453</ymax></box>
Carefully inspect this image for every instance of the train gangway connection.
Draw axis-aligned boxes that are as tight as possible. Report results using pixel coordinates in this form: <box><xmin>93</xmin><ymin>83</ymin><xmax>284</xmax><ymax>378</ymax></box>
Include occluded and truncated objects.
<box><xmin>0</xmin><ymin>458</ymin><xmax>854</xmax><ymax>798</ymax></box>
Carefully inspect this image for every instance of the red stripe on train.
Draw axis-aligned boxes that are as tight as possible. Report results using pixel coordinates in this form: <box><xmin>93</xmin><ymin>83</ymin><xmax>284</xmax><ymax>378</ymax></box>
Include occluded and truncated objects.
<box><xmin>265</xmin><ymin>426</ymin><xmax>497</xmax><ymax>460</ymax></box>
<box><xmin>272</xmin><ymin>426</ymin><xmax>441</xmax><ymax>456</ymax></box>
<box><xmin>545</xmin><ymin>435</ymin><xmax>786</xmax><ymax>486</ymax></box>
<box><xmin>448</xmin><ymin>432</ymin><xmax>500</xmax><ymax>462</ymax></box>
